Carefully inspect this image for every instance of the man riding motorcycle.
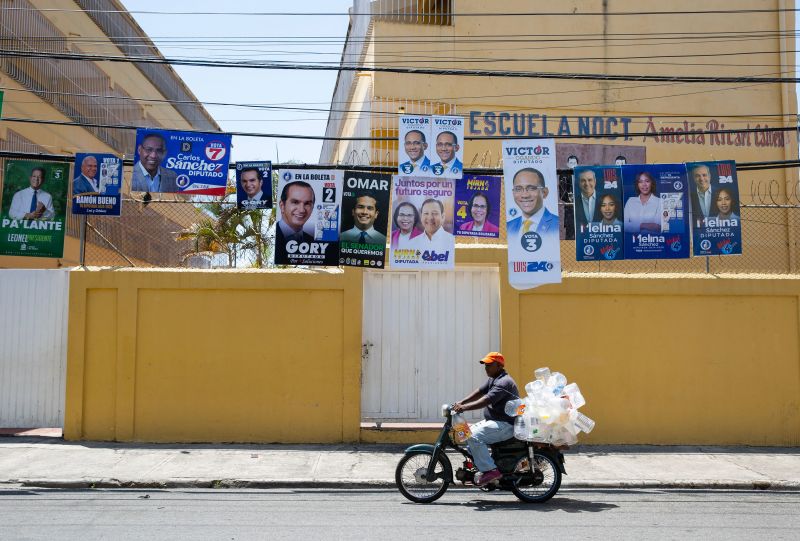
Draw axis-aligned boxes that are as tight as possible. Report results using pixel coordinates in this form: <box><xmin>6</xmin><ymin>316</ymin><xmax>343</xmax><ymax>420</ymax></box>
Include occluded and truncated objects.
<box><xmin>453</xmin><ymin>352</ymin><xmax>519</xmax><ymax>486</ymax></box>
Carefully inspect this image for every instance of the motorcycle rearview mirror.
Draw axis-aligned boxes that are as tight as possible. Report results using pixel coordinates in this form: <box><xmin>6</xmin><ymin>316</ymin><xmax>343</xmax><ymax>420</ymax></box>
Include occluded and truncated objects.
<box><xmin>441</xmin><ymin>404</ymin><xmax>450</xmax><ymax>418</ymax></box>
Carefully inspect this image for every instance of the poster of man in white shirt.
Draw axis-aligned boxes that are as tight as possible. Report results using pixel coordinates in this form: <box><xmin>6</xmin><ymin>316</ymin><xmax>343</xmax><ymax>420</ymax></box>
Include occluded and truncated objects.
<box><xmin>430</xmin><ymin>116</ymin><xmax>464</xmax><ymax>179</ymax></box>
<box><xmin>502</xmin><ymin>139</ymin><xmax>561</xmax><ymax>289</ymax></box>
<box><xmin>398</xmin><ymin>116</ymin><xmax>432</xmax><ymax>176</ymax></box>
<box><xmin>389</xmin><ymin>176</ymin><xmax>455</xmax><ymax>270</ymax></box>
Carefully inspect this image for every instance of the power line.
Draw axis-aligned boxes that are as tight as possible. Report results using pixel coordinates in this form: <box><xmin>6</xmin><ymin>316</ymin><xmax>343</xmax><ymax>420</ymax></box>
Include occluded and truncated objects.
<box><xmin>1</xmin><ymin>49</ymin><xmax>799</xmax><ymax>83</ymax></box>
<box><xmin>4</xmin><ymin>7</ymin><xmax>800</xmax><ymax>16</ymax></box>
<box><xmin>0</xmin><ymin>149</ymin><xmax>795</xmax><ymax>173</ymax></box>
<box><xmin>1</xmin><ymin>116</ymin><xmax>795</xmax><ymax>142</ymax></box>
<box><xmin>3</xmin><ymin>84</ymin><xmax>797</xmax><ymax>122</ymax></box>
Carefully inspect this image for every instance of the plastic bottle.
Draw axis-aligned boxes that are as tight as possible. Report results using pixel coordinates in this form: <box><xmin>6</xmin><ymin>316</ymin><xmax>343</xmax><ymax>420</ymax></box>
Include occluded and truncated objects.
<box><xmin>451</xmin><ymin>413</ymin><xmax>472</xmax><ymax>443</ymax></box>
<box><xmin>572</xmin><ymin>412</ymin><xmax>596</xmax><ymax>434</ymax></box>
<box><xmin>534</xmin><ymin>367</ymin><xmax>551</xmax><ymax>381</ymax></box>
<box><xmin>562</xmin><ymin>382</ymin><xmax>586</xmax><ymax>408</ymax></box>
<box><xmin>504</xmin><ymin>398</ymin><xmax>524</xmax><ymax>417</ymax></box>
<box><xmin>525</xmin><ymin>379</ymin><xmax>544</xmax><ymax>396</ymax></box>
<box><xmin>514</xmin><ymin>414</ymin><xmax>531</xmax><ymax>440</ymax></box>
<box><xmin>548</xmin><ymin>372</ymin><xmax>567</xmax><ymax>395</ymax></box>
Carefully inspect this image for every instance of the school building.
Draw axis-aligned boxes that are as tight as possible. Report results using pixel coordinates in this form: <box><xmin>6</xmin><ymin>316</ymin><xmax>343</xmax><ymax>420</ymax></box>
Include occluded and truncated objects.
<box><xmin>0</xmin><ymin>0</ymin><xmax>219</xmax><ymax>269</ymax></box>
<box><xmin>3</xmin><ymin>1</ymin><xmax>800</xmax><ymax>446</ymax></box>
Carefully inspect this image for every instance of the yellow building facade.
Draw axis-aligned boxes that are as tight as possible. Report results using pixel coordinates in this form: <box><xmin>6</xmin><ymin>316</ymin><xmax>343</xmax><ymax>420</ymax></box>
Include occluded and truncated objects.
<box><xmin>0</xmin><ymin>0</ymin><xmax>219</xmax><ymax>268</ymax></box>
<box><xmin>58</xmin><ymin>1</ymin><xmax>800</xmax><ymax>445</ymax></box>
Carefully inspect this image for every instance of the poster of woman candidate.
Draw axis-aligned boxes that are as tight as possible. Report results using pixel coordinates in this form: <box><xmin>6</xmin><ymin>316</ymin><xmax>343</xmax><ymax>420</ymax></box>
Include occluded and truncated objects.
<box><xmin>502</xmin><ymin>139</ymin><xmax>561</xmax><ymax>289</ymax></box>
<box><xmin>235</xmin><ymin>161</ymin><xmax>272</xmax><ymax>210</ymax></box>
<box><xmin>430</xmin><ymin>116</ymin><xmax>464</xmax><ymax>179</ymax></box>
<box><xmin>621</xmin><ymin>164</ymin><xmax>690</xmax><ymax>259</ymax></box>
<box><xmin>454</xmin><ymin>175</ymin><xmax>501</xmax><ymax>239</ymax></box>
<box><xmin>339</xmin><ymin>171</ymin><xmax>391</xmax><ymax>268</ymax></box>
<box><xmin>573</xmin><ymin>165</ymin><xmax>624</xmax><ymax>261</ymax></box>
<box><xmin>274</xmin><ymin>169</ymin><xmax>342</xmax><ymax>266</ymax></box>
<box><xmin>0</xmin><ymin>159</ymin><xmax>69</xmax><ymax>258</ymax></box>
<box><xmin>72</xmin><ymin>153</ymin><xmax>122</xmax><ymax>216</ymax></box>
<box><xmin>132</xmin><ymin>128</ymin><xmax>232</xmax><ymax>195</ymax></box>
<box><xmin>687</xmin><ymin>160</ymin><xmax>741</xmax><ymax>256</ymax></box>
<box><xmin>398</xmin><ymin>116</ymin><xmax>433</xmax><ymax>177</ymax></box>
<box><xmin>389</xmin><ymin>176</ymin><xmax>455</xmax><ymax>270</ymax></box>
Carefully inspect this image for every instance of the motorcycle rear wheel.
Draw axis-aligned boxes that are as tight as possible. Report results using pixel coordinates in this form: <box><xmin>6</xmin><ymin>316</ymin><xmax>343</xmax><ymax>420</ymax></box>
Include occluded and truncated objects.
<box><xmin>395</xmin><ymin>451</ymin><xmax>450</xmax><ymax>503</ymax></box>
<box><xmin>510</xmin><ymin>452</ymin><xmax>561</xmax><ymax>503</ymax></box>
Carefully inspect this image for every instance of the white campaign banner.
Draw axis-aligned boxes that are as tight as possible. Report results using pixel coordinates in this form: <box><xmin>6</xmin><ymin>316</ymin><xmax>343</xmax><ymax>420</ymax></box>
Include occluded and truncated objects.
<box><xmin>502</xmin><ymin>139</ymin><xmax>562</xmax><ymax>289</ymax></box>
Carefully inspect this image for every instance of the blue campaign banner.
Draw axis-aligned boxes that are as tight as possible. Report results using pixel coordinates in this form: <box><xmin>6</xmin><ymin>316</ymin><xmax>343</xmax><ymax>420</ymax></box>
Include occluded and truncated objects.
<box><xmin>622</xmin><ymin>164</ymin><xmax>690</xmax><ymax>259</ymax></box>
<box><xmin>236</xmin><ymin>161</ymin><xmax>272</xmax><ymax>210</ymax></box>
<box><xmin>687</xmin><ymin>160</ymin><xmax>742</xmax><ymax>256</ymax></box>
<box><xmin>71</xmin><ymin>153</ymin><xmax>122</xmax><ymax>216</ymax></box>
<box><xmin>132</xmin><ymin>129</ymin><xmax>232</xmax><ymax>195</ymax></box>
<box><xmin>454</xmin><ymin>174</ymin><xmax>501</xmax><ymax>238</ymax></box>
<box><xmin>573</xmin><ymin>166</ymin><xmax>624</xmax><ymax>261</ymax></box>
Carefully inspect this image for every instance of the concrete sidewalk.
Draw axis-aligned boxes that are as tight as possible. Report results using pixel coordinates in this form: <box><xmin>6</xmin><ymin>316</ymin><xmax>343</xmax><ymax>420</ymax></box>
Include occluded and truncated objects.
<box><xmin>0</xmin><ymin>435</ymin><xmax>798</xmax><ymax>490</ymax></box>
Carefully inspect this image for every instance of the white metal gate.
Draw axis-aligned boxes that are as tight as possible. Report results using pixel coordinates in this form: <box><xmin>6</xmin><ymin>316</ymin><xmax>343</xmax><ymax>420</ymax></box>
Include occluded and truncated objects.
<box><xmin>362</xmin><ymin>266</ymin><xmax>500</xmax><ymax>422</ymax></box>
<box><xmin>0</xmin><ymin>269</ymin><xmax>69</xmax><ymax>427</ymax></box>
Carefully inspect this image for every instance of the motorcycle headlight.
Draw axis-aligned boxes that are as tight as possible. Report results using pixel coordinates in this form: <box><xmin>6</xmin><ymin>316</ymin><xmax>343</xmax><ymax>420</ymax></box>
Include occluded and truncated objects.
<box><xmin>441</xmin><ymin>404</ymin><xmax>450</xmax><ymax>418</ymax></box>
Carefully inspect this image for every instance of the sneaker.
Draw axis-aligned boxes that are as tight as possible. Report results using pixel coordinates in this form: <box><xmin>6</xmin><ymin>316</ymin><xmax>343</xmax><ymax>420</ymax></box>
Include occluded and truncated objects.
<box><xmin>475</xmin><ymin>468</ymin><xmax>502</xmax><ymax>486</ymax></box>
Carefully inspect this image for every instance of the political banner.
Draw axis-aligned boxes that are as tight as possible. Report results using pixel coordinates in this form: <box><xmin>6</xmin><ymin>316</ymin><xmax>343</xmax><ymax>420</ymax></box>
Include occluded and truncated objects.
<box><xmin>71</xmin><ymin>153</ymin><xmax>122</xmax><ymax>216</ymax></box>
<box><xmin>687</xmin><ymin>160</ymin><xmax>742</xmax><ymax>256</ymax></box>
<box><xmin>621</xmin><ymin>164</ymin><xmax>690</xmax><ymax>259</ymax></box>
<box><xmin>430</xmin><ymin>115</ymin><xmax>464</xmax><ymax>179</ymax></box>
<box><xmin>502</xmin><ymin>139</ymin><xmax>561</xmax><ymax>289</ymax></box>
<box><xmin>275</xmin><ymin>169</ymin><xmax>342</xmax><ymax>266</ymax></box>
<box><xmin>454</xmin><ymin>174</ymin><xmax>501</xmax><ymax>239</ymax></box>
<box><xmin>389</xmin><ymin>176</ymin><xmax>455</xmax><ymax>270</ymax></box>
<box><xmin>573</xmin><ymin>165</ymin><xmax>624</xmax><ymax>261</ymax></box>
<box><xmin>0</xmin><ymin>160</ymin><xmax>69</xmax><ymax>258</ymax></box>
<box><xmin>235</xmin><ymin>161</ymin><xmax>272</xmax><ymax>210</ymax></box>
<box><xmin>398</xmin><ymin>115</ymin><xmax>433</xmax><ymax>176</ymax></box>
<box><xmin>132</xmin><ymin>128</ymin><xmax>232</xmax><ymax>195</ymax></box>
<box><xmin>339</xmin><ymin>171</ymin><xmax>391</xmax><ymax>268</ymax></box>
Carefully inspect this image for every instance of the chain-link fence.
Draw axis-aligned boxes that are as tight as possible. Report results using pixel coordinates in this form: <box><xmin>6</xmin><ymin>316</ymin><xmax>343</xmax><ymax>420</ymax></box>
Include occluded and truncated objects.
<box><xmin>78</xmin><ymin>198</ymin><xmax>800</xmax><ymax>275</ymax></box>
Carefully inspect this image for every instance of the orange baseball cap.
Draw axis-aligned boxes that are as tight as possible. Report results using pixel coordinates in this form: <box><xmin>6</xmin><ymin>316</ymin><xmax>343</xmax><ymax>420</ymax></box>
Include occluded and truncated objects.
<box><xmin>480</xmin><ymin>352</ymin><xmax>505</xmax><ymax>366</ymax></box>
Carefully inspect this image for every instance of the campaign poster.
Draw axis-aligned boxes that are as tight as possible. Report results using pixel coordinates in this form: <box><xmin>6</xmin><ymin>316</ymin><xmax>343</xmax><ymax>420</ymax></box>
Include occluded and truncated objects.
<box><xmin>131</xmin><ymin>128</ymin><xmax>232</xmax><ymax>195</ymax></box>
<box><xmin>0</xmin><ymin>160</ymin><xmax>69</xmax><ymax>258</ymax></box>
<box><xmin>339</xmin><ymin>171</ymin><xmax>391</xmax><ymax>268</ymax></box>
<box><xmin>71</xmin><ymin>153</ymin><xmax>122</xmax><ymax>216</ymax></box>
<box><xmin>502</xmin><ymin>139</ymin><xmax>561</xmax><ymax>289</ymax></box>
<box><xmin>398</xmin><ymin>115</ymin><xmax>433</xmax><ymax>177</ymax></box>
<box><xmin>430</xmin><ymin>115</ymin><xmax>465</xmax><ymax>179</ymax></box>
<box><xmin>454</xmin><ymin>174</ymin><xmax>501</xmax><ymax>239</ymax></box>
<box><xmin>621</xmin><ymin>164</ymin><xmax>690</xmax><ymax>259</ymax></box>
<box><xmin>274</xmin><ymin>169</ymin><xmax>342</xmax><ymax>266</ymax></box>
<box><xmin>573</xmin><ymin>166</ymin><xmax>624</xmax><ymax>261</ymax></box>
<box><xmin>687</xmin><ymin>160</ymin><xmax>742</xmax><ymax>256</ymax></box>
<box><xmin>235</xmin><ymin>161</ymin><xmax>272</xmax><ymax>210</ymax></box>
<box><xmin>389</xmin><ymin>176</ymin><xmax>455</xmax><ymax>270</ymax></box>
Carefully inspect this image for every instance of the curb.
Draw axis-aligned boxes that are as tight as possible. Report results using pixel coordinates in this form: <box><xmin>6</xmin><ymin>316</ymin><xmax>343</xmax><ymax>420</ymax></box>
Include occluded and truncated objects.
<box><xmin>4</xmin><ymin>479</ymin><xmax>800</xmax><ymax>491</ymax></box>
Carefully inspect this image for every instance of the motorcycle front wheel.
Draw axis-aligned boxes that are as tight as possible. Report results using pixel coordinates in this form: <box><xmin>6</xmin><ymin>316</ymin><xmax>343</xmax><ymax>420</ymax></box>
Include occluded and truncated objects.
<box><xmin>510</xmin><ymin>452</ymin><xmax>562</xmax><ymax>503</ymax></box>
<box><xmin>395</xmin><ymin>451</ymin><xmax>450</xmax><ymax>503</ymax></box>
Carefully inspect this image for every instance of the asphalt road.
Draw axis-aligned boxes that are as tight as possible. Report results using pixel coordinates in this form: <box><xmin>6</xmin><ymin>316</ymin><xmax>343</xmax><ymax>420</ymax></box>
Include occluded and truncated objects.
<box><xmin>1</xmin><ymin>487</ymin><xmax>798</xmax><ymax>540</ymax></box>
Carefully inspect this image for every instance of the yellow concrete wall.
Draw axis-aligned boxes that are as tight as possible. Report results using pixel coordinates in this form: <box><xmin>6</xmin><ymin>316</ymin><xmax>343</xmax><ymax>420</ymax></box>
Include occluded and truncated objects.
<box><xmin>67</xmin><ymin>249</ymin><xmax>800</xmax><ymax>445</ymax></box>
<box><xmin>458</xmin><ymin>246</ymin><xmax>800</xmax><ymax>446</ymax></box>
<box><xmin>65</xmin><ymin>268</ymin><xmax>364</xmax><ymax>443</ymax></box>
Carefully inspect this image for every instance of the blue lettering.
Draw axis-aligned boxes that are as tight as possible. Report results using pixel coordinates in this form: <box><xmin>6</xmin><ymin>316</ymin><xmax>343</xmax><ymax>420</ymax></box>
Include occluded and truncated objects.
<box><xmin>578</xmin><ymin>117</ymin><xmax>590</xmax><ymax>137</ymax></box>
<box><xmin>606</xmin><ymin>117</ymin><xmax>618</xmax><ymax>140</ymax></box>
<box><xmin>558</xmin><ymin>116</ymin><xmax>571</xmax><ymax>136</ymax></box>
<box><xmin>484</xmin><ymin>112</ymin><xmax>496</xmax><ymax>136</ymax></box>
<box><xmin>498</xmin><ymin>112</ymin><xmax>511</xmax><ymax>136</ymax></box>
<box><xmin>513</xmin><ymin>114</ymin><xmax>525</xmax><ymax>136</ymax></box>
<box><xmin>469</xmin><ymin>111</ymin><xmax>480</xmax><ymax>135</ymax></box>
<box><xmin>527</xmin><ymin>114</ymin><xmax>539</xmax><ymax>136</ymax></box>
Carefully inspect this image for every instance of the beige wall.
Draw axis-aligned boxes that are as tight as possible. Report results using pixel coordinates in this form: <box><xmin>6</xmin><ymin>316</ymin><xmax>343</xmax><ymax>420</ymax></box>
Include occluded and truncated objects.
<box><xmin>66</xmin><ymin>248</ymin><xmax>800</xmax><ymax>445</ymax></box>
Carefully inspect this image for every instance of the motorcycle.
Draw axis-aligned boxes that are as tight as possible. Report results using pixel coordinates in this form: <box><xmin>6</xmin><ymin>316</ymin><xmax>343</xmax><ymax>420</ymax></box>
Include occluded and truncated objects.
<box><xmin>395</xmin><ymin>404</ymin><xmax>566</xmax><ymax>504</ymax></box>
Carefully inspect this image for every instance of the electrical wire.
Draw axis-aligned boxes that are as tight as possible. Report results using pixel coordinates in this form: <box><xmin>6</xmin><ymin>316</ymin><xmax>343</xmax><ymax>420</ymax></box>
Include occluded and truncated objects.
<box><xmin>1</xmin><ymin>49</ymin><xmax>799</xmax><ymax>83</ymax></box>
